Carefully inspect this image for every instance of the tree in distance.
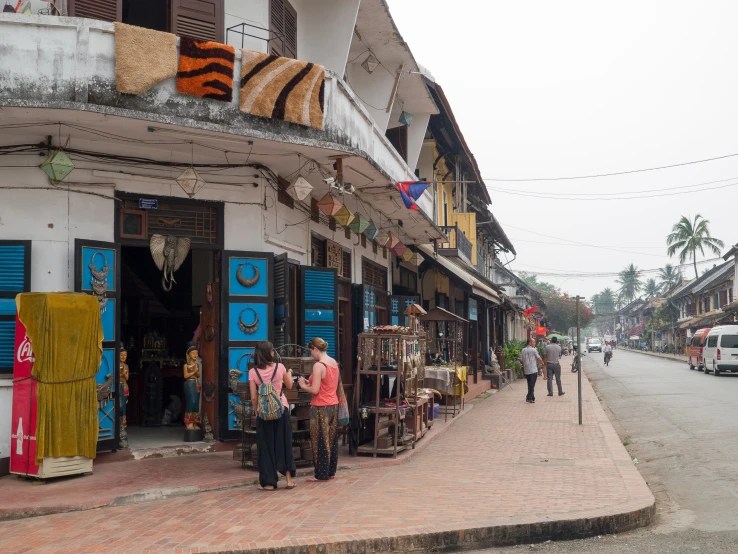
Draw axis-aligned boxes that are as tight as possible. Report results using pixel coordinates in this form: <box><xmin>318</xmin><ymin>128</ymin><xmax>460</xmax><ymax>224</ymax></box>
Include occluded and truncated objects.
<box><xmin>666</xmin><ymin>214</ymin><xmax>724</xmax><ymax>279</ymax></box>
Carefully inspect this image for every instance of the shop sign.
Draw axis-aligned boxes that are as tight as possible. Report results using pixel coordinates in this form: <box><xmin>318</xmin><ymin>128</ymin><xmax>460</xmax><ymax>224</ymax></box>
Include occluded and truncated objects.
<box><xmin>326</xmin><ymin>240</ymin><xmax>343</xmax><ymax>274</ymax></box>
<box><xmin>138</xmin><ymin>198</ymin><xmax>158</xmax><ymax>210</ymax></box>
<box><xmin>468</xmin><ymin>298</ymin><xmax>478</xmax><ymax>321</ymax></box>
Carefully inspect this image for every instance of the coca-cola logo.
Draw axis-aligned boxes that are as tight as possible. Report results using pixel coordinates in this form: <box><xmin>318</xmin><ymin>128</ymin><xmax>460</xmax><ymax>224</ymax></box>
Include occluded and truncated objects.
<box><xmin>17</xmin><ymin>335</ymin><xmax>34</xmax><ymax>364</ymax></box>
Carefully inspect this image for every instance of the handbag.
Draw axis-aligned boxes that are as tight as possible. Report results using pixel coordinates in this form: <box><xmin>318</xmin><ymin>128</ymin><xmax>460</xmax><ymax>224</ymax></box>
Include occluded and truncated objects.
<box><xmin>336</xmin><ymin>375</ymin><xmax>349</xmax><ymax>427</ymax></box>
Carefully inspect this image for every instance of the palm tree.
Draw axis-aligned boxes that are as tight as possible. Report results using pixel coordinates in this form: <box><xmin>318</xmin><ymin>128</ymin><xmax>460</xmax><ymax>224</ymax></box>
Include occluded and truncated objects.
<box><xmin>616</xmin><ymin>264</ymin><xmax>643</xmax><ymax>304</ymax></box>
<box><xmin>598</xmin><ymin>288</ymin><xmax>616</xmax><ymax>314</ymax></box>
<box><xmin>666</xmin><ymin>215</ymin><xmax>724</xmax><ymax>279</ymax></box>
<box><xmin>658</xmin><ymin>264</ymin><xmax>681</xmax><ymax>293</ymax></box>
<box><xmin>644</xmin><ymin>278</ymin><xmax>660</xmax><ymax>298</ymax></box>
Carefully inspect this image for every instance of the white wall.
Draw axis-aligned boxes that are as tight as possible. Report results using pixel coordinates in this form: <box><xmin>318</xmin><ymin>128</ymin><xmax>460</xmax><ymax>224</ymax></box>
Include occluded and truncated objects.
<box><xmin>224</xmin><ymin>0</ymin><xmax>269</xmax><ymax>52</ymax></box>
<box><xmin>345</xmin><ymin>53</ymin><xmax>398</xmax><ymax>133</ymax></box>
<box><xmin>293</xmin><ymin>0</ymin><xmax>359</xmax><ymax>74</ymax></box>
<box><xmin>404</xmin><ymin>113</ymin><xmax>431</xmax><ymax>179</ymax></box>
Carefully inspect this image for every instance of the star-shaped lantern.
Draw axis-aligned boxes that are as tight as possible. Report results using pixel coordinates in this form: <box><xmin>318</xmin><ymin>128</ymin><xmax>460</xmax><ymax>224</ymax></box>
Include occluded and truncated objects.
<box><xmin>316</xmin><ymin>193</ymin><xmax>343</xmax><ymax>217</ymax></box>
<box><xmin>176</xmin><ymin>167</ymin><xmax>207</xmax><ymax>198</ymax></box>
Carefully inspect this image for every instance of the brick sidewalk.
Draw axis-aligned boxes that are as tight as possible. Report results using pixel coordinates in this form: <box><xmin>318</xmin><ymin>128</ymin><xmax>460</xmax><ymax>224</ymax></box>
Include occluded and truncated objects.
<box><xmin>0</xmin><ymin>362</ymin><xmax>654</xmax><ymax>553</ymax></box>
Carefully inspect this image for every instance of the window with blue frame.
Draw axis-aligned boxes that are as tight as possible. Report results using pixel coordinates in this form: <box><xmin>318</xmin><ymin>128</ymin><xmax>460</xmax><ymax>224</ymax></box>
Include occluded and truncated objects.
<box><xmin>0</xmin><ymin>241</ymin><xmax>31</xmax><ymax>375</ymax></box>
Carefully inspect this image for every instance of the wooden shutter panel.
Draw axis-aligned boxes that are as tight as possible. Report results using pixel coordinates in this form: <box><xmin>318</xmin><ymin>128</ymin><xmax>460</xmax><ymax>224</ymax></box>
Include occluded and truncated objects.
<box><xmin>68</xmin><ymin>0</ymin><xmax>122</xmax><ymax>22</ymax></box>
<box><xmin>0</xmin><ymin>241</ymin><xmax>31</xmax><ymax>375</ymax></box>
<box><xmin>171</xmin><ymin>0</ymin><xmax>225</xmax><ymax>43</ymax></box>
<box><xmin>269</xmin><ymin>0</ymin><xmax>297</xmax><ymax>59</ymax></box>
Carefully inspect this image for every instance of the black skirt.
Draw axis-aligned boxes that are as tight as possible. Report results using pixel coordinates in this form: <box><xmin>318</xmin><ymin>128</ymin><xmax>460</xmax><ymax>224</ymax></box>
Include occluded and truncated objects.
<box><xmin>256</xmin><ymin>409</ymin><xmax>297</xmax><ymax>488</ymax></box>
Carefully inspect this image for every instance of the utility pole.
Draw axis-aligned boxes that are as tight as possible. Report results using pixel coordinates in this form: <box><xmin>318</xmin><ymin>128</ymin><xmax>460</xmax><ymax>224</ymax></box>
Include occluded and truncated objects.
<box><xmin>576</xmin><ymin>296</ymin><xmax>583</xmax><ymax>425</ymax></box>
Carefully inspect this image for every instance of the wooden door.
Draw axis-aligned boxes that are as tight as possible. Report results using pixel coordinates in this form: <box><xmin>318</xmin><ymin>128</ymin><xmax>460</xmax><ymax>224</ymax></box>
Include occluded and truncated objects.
<box><xmin>199</xmin><ymin>281</ymin><xmax>219</xmax><ymax>441</ymax></box>
<box><xmin>68</xmin><ymin>0</ymin><xmax>122</xmax><ymax>21</ymax></box>
<box><xmin>74</xmin><ymin>239</ymin><xmax>121</xmax><ymax>453</ymax></box>
<box><xmin>220</xmin><ymin>251</ymin><xmax>273</xmax><ymax>440</ymax></box>
<box><xmin>171</xmin><ymin>0</ymin><xmax>225</xmax><ymax>42</ymax></box>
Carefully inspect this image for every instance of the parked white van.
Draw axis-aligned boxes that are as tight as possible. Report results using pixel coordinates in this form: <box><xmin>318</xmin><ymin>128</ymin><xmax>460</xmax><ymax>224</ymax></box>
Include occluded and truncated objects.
<box><xmin>702</xmin><ymin>325</ymin><xmax>738</xmax><ymax>375</ymax></box>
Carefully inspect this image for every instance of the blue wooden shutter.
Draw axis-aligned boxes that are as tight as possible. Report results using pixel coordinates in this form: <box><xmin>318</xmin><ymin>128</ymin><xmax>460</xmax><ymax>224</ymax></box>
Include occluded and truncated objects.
<box><xmin>0</xmin><ymin>241</ymin><xmax>31</xmax><ymax>374</ymax></box>
<box><xmin>74</xmin><ymin>239</ymin><xmax>121</xmax><ymax>452</ymax></box>
<box><xmin>301</xmin><ymin>267</ymin><xmax>337</xmax><ymax>357</ymax></box>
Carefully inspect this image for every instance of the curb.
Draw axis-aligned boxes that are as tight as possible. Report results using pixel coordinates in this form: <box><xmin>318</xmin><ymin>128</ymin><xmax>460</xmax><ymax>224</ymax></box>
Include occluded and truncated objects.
<box><xmin>621</xmin><ymin>349</ymin><xmax>688</xmax><ymax>365</ymax></box>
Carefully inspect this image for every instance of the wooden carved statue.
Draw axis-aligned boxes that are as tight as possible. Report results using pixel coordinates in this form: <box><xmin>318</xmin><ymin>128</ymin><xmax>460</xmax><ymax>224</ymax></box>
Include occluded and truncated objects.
<box><xmin>183</xmin><ymin>342</ymin><xmax>201</xmax><ymax>430</ymax></box>
<box><xmin>119</xmin><ymin>346</ymin><xmax>130</xmax><ymax>448</ymax></box>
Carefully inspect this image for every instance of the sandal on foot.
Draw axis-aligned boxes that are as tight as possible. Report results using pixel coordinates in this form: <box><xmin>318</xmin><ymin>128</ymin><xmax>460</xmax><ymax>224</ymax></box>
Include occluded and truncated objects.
<box><xmin>286</xmin><ymin>483</ymin><xmax>297</xmax><ymax>489</ymax></box>
<box><xmin>258</xmin><ymin>485</ymin><xmax>277</xmax><ymax>491</ymax></box>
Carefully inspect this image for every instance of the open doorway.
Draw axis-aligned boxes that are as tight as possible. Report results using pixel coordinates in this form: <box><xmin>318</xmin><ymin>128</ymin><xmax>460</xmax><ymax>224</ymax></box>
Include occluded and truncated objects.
<box><xmin>120</xmin><ymin>244</ymin><xmax>214</xmax><ymax>449</ymax></box>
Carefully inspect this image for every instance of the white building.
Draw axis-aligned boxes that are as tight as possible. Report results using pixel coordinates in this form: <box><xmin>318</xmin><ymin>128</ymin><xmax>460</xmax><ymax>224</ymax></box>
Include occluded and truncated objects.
<box><xmin>0</xmin><ymin>1</ymin><xmax>449</xmax><ymax>469</ymax></box>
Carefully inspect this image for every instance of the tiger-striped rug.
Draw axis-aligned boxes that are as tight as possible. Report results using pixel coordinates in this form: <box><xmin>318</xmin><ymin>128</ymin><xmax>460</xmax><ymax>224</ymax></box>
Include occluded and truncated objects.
<box><xmin>177</xmin><ymin>38</ymin><xmax>235</xmax><ymax>102</ymax></box>
<box><xmin>239</xmin><ymin>50</ymin><xmax>325</xmax><ymax>129</ymax></box>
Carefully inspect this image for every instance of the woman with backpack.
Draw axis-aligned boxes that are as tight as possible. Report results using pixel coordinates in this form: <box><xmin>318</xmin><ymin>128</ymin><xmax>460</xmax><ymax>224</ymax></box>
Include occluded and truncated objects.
<box><xmin>248</xmin><ymin>341</ymin><xmax>297</xmax><ymax>491</ymax></box>
<box><xmin>298</xmin><ymin>337</ymin><xmax>340</xmax><ymax>482</ymax></box>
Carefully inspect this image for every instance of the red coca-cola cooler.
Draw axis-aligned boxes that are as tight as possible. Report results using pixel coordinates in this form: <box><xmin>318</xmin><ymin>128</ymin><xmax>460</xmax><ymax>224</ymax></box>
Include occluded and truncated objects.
<box><xmin>10</xmin><ymin>312</ymin><xmax>93</xmax><ymax>478</ymax></box>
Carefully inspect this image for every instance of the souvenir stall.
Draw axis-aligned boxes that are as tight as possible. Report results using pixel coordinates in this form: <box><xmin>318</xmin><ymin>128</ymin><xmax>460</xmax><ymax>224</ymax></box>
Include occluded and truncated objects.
<box><xmin>419</xmin><ymin>307</ymin><xmax>468</xmax><ymax>421</ymax></box>
<box><xmin>353</xmin><ymin>323</ymin><xmax>429</xmax><ymax>458</ymax></box>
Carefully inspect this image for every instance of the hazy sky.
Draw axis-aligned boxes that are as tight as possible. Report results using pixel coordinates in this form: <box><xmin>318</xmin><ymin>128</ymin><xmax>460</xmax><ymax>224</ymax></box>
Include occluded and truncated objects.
<box><xmin>387</xmin><ymin>0</ymin><xmax>737</xmax><ymax>299</ymax></box>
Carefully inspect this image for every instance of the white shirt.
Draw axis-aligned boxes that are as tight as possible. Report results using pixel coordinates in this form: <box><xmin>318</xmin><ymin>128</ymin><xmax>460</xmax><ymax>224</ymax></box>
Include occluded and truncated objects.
<box><xmin>603</xmin><ymin>345</ymin><xmax>612</xmax><ymax>353</ymax></box>
<box><xmin>520</xmin><ymin>346</ymin><xmax>542</xmax><ymax>375</ymax></box>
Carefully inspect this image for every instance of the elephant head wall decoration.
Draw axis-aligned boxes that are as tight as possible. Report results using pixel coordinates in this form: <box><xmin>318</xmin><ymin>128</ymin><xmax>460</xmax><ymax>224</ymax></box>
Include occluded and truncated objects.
<box><xmin>150</xmin><ymin>234</ymin><xmax>191</xmax><ymax>292</ymax></box>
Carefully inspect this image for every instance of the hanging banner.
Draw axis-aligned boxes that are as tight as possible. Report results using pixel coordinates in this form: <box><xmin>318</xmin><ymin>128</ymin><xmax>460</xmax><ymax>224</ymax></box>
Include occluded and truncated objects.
<box><xmin>536</xmin><ymin>326</ymin><xmax>547</xmax><ymax>336</ymax></box>
<box><xmin>468</xmin><ymin>298</ymin><xmax>478</xmax><ymax>321</ymax></box>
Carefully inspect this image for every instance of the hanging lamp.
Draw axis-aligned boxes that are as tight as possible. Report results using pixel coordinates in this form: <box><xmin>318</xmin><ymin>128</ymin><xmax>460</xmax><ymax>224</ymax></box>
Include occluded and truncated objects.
<box><xmin>334</xmin><ymin>205</ymin><xmax>354</xmax><ymax>227</ymax></box>
<box><xmin>348</xmin><ymin>212</ymin><xmax>369</xmax><ymax>234</ymax></box>
<box><xmin>375</xmin><ymin>229</ymin><xmax>390</xmax><ymax>247</ymax></box>
<box><xmin>286</xmin><ymin>175</ymin><xmax>313</xmax><ymax>201</ymax></box>
<box><xmin>363</xmin><ymin>220</ymin><xmax>378</xmax><ymax>240</ymax></box>
<box><xmin>316</xmin><ymin>193</ymin><xmax>343</xmax><ymax>217</ymax></box>
<box><xmin>401</xmin><ymin>248</ymin><xmax>414</xmax><ymax>262</ymax></box>
<box><xmin>175</xmin><ymin>167</ymin><xmax>207</xmax><ymax>198</ymax></box>
<box><xmin>387</xmin><ymin>232</ymin><xmax>400</xmax><ymax>249</ymax></box>
<box><xmin>393</xmin><ymin>241</ymin><xmax>407</xmax><ymax>257</ymax></box>
<box><xmin>39</xmin><ymin>149</ymin><xmax>75</xmax><ymax>183</ymax></box>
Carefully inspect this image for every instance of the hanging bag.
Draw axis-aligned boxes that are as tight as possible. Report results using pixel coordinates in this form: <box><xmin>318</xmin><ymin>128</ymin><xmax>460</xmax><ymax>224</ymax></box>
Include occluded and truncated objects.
<box><xmin>336</xmin><ymin>374</ymin><xmax>349</xmax><ymax>427</ymax></box>
<box><xmin>254</xmin><ymin>364</ymin><xmax>284</xmax><ymax>421</ymax></box>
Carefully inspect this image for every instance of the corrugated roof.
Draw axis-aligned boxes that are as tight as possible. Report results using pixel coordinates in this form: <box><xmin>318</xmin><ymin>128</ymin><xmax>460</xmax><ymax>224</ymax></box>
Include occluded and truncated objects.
<box><xmin>689</xmin><ymin>260</ymin><xmax>734</xmax><ymax>295</ymax></box>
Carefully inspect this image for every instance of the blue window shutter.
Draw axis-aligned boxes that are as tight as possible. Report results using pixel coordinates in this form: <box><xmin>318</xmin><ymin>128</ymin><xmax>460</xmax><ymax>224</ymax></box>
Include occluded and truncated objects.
<box><xmin>0</xmin><ymin>242</ymin><xmax>31</xmax><ymax>374</ymax></box>
<box><xmin>302</xmin><ymin>268</ymin><xmax>337</xmax><ymax>357</ymax></box>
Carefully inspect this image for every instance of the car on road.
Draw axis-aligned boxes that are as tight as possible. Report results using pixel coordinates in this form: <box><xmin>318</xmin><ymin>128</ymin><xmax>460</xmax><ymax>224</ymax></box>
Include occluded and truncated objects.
<box><xmin>702</xmin><ymin>325</ymin><xmax>738</xmax><ymax>375</ymax></box>
<box><xmin>688</xmin><ymin>327</ymin><xmax>711</xmax><ymax>371</ymax></box>
<box><xmin>588</xmin><ymin>338</ymin><xmax>602</xmax><ymax>352</ymax></box>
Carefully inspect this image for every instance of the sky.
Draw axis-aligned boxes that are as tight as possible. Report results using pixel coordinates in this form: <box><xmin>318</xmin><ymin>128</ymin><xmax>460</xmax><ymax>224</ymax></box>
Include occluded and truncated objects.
<box><xmin>386</xmin><ymin>0</ymin><xmax>738</xmax><ymax>300</ymax></box>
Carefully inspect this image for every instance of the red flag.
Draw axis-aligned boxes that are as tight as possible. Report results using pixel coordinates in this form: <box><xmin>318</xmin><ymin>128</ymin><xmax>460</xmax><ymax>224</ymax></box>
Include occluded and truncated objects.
<box><xmin>523</xmin><ymin>306</ymin><xmax>539</xmax><ymax>317</ymax></box>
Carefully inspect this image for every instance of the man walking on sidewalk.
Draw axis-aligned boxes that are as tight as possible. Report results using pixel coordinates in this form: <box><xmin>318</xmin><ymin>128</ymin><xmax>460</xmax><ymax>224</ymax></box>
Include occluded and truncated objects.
<box><xmin>544</xmin><ymin>337</ymin><xmax>565</xmax><ymax>397</ymax></box>
<box><xmin>520</xmin><ymin>338</ymin><xmax>543</xmax><ymax>403</ymax></box>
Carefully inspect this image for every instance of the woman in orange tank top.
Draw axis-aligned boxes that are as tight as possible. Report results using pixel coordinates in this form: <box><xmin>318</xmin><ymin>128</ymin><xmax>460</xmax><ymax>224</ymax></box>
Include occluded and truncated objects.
<box><xmin>298</xmin><ymin>337</ymin><xmax>340</xmax><ymax>481</ymax></box>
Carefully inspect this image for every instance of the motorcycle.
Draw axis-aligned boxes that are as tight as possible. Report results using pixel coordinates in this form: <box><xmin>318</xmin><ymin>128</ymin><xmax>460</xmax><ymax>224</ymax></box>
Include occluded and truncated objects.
<box><xmin>604</xmin><ymin>351</ymin><xmax>612</xmax><ymax>366</ymax></box>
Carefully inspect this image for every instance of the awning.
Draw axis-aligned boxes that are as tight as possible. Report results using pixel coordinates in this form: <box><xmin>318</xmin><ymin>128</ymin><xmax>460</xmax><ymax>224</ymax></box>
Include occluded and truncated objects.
<box><xmin>417</xmin><ymin>244</ymin><xmax>500</xmax><ymax>303</ymax></box>
<box><xmin>678</xmin><ymin>316</ymin><xmax>702</xmax><ymax>330</ymax></box>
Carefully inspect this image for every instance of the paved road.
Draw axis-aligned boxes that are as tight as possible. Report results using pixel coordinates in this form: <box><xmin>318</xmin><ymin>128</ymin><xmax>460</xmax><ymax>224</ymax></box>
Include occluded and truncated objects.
<box><xmin>468</xmin><ymin>349</ymin><xmax>738</xmax><ymax>554</ymax></box>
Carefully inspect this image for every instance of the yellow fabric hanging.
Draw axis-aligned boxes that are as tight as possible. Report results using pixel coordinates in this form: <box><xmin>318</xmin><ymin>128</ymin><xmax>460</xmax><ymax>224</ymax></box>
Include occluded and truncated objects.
<box><xmin>17</xmin><ymin>293</ymin><xmax>103</xmax><ymax>464</ymax></box>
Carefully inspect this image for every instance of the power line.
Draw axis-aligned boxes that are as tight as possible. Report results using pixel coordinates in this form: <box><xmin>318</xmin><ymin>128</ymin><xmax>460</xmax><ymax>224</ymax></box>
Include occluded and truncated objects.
<box><xmin>487</xmin><ymin>178</ymin><xmax>738</xmax><ymax>200</ymax></box>
<box><xmin>511</xmin><ymin>256</ymin><xmax>723</xmax><ymax>278</ymax></box>
<box><xmin>483</xmin><ymin>152</ymin><xmax>738</xmax><ymax>181</ymax></box>
<box><xmin>499</xmin><ymin>221</ymin><xmax>669</xmax><ymax>258</ymax></box>
<box><xmin>486</xmin><ymin>176</ymin><xmax>738</xmax><ymax>197</ymax></box>
<box><xmin>508</xmin><ymin>237</ymin><xmax>666</xmax><ymax>250</ymax></box>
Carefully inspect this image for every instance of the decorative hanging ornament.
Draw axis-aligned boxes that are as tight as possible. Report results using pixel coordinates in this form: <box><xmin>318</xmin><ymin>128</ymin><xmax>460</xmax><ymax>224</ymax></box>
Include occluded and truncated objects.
<box><xmin>89</xmin><ymin>251</ymin><xmax>109</xmax><ymax>313</ymax></box>
<box><xmin>333</xmin><ymin>205</ymin><xmax>354</xmax><ymax>227</ymax></box>
<box><xmin>150</xmin><ymin>234</ymin><xmax>191</xmax><ymax>291</ymax></box>
<box><xmin>40</xmin><ymin>149</ymin><xmax>75</xmax><ymax>183</ymax></box>
<box><xmin>176</xmin><ymin>167</ymin><xmax>206</xmax><ymax>198</ymax></box>
<box><xmin>413</xmin><ymin>252</ymin><xmax>424</xmax><ymax>267</ymax></box>
<box><xmin>363</xmin><ymin>220</ymin><xmax>378</xmax><ymax>241</ymax></box>
<box><xmin>236</xmin><ymin>261</ymin><xmax>260</xmax><ymax>288</ymax></box>
<box><xmin>316</xmin><ymin>193</ymin><xmax>343</xmax><ymax>217</ymax></box>
<box><xmin>374</xmin><ymin>229</ymin><xmax>390</xmax><ymax>247</ymax></box>
<box><xmin>393</xmin><ymin>241</ymin><xmax>407</xmax><ymax>257</ymax></box>
<box><xmin>387</xmin><ymin>232</ymin><xmax>400</xmax><ymax>249</ymax></box>
<box><xmin>286</xmin><ymin>175</ymin><xmax>313</xmax><ymax>201</ymax></box>
<box><xmin>401</xmin><ymin>248</ymin><xmax>414</xmax><ymax>262</ymax></box>
<box><xmin>348</xmin><ymin>212</ymin><xmax>369</xmax><ymax>234</ymax></box>
<box><xmin>237</xmin><ymin>307</ymin><xmax>260</xmax><ymax>335</ymax></box>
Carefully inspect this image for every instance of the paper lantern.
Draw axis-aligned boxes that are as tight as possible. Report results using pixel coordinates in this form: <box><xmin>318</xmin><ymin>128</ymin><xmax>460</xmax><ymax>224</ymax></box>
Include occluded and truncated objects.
<box><xmin>39</xmin><ymin>149</ymin><xmax>75</xmax><ymax>182</ymax></box>
<box><xmin>317</xmin><ymin>193</ymin><xmax>343</xmax><ymax>216</ymax></box>
<box><xmin>334</xmin><ymin>205</ymin><xmax>354</xmax><ymax>227</ymax></box>
<box><xmin>398</xmin><ymin>111</ymin><xmax>414</xmax><ymax>126</ymax></box>
<box><xmin>361</xmin><ymin>53</ymin><xmax>379</xmax><ymax>74</ymax></box>
<box><xmin>374</xmin><ymin>229</ymin><xmax>390</xmax><ymax>247</ymax></box>
<box><xmin>387</xmin><ymin>232</ymin><xmax>400</xmax><ymax>249</ymax></box>
<box><xmin>175</xmin><ymin>167</ymin><xmax>207</xmax><ymax>198</ymax></box>
<box><xmin>286</xmin><ymin>175</ymin><xmax>313</xmax><ymax>201</ymax></box>
<box><xmin>348</xmin><ymin>212</ymin><xmax>369</xmax><ymax>234</ymax></box>
<box><xmin>401</xmin><ymin>248</ymin><xmax>414</xmax><ymax>262</ymax></box>
<box><xmin>393</xmin><ymin>241</ymin><xmax>407</xmax><ymax>257</ymax></box>
<box><xmin>363</xmin><ymin>220</ymin><xmax>378</xmax><ymax>240</ymax></box>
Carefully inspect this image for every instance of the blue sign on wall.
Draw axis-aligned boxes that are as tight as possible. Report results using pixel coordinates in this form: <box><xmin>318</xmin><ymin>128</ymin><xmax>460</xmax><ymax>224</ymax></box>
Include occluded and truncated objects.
<box><xmin>139</xmin><ymin>198</ymin><xmax>158</xmax><ymax>209</ymax></box>
<box><xmin>469</xmin><ymin>298</ymin><xmax>478</xmax><ymax>321</ymax></box>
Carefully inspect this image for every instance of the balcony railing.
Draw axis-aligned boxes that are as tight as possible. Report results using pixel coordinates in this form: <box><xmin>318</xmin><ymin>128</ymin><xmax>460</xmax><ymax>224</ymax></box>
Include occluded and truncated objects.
<box><xmin>439</xmin><ymin>225</ymin><xmax>473</xmax><ymax>264</ymax></box>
